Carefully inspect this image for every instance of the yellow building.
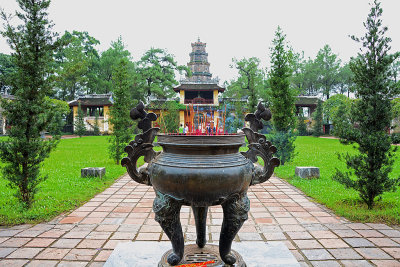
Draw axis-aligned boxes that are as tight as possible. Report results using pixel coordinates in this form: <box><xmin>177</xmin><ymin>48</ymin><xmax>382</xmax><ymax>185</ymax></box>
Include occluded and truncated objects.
<box><xmin>68</xmin><ymin>94</ymin><xmax>113</xmax><ymax>134</ymax></box>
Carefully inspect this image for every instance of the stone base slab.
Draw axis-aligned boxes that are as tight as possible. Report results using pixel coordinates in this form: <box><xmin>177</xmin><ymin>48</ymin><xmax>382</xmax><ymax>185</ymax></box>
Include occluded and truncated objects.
<box><xmin>104</xmin><ymin>241</ymin><xmax>300</xmax><ymax>267</ymax></box>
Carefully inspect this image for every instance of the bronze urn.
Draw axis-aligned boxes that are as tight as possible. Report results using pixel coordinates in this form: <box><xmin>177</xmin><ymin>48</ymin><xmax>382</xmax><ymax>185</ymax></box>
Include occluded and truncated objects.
<box><xmin>122</xmin><ymin>102</ymin><xmax>279</xmax><ymax>266</ymax></box>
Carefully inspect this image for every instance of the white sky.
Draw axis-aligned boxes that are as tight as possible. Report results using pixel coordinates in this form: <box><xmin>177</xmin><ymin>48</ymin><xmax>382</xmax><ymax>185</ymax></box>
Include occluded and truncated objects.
<box><xmin>1</xmin><ymin>0</ymin><xmax>400</xmax><ymax>83</ymax></box>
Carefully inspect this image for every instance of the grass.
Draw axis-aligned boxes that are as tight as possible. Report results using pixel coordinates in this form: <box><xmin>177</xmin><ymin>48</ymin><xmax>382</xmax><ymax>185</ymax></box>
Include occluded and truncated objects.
<box><xmin>0</xmin><ymin>136</ymin><xmax>136</xmax><ymax>226</ymax></box>
<box><xmin>1</xmin><ymin>135</ymin><xmax>399</xmax><ymax>226</ymax></box>
<box><xmin>272</xmin><ymin>136</ymin><xmax>400</xmax><ymax>225</ymax></box>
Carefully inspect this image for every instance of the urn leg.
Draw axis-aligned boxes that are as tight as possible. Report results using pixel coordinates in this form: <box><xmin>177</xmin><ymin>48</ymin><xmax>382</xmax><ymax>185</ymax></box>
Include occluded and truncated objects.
<box><xmin>219</xmin><ymin>193</ymin><xmax>250</xmax><ymax>265</ymax></box>
<box><xmin>192</xmin><ymin>206</ymin><xmax>208</xmax><ymax>248</ymax></box>
<box><xmin>153</xmin><ymin>191</ymin><xmax>184</xmax><ymax>265</ymax></box>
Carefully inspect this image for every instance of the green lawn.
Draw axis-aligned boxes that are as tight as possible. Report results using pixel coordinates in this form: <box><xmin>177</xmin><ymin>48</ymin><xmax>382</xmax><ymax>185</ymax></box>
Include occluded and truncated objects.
<box><xmin>1</xmin><ymin>135</ymin><xmax>399</xmax><ymax>226</ymax></box>
<box><xmin>273</xmin><ymin>136</ymin><xmax>400</xmax><ymax>225</ymax></box>
<box><xmin>0</xmin><ymin>136</ymin><xmax>135</xmax><ymax>226</ymax></box>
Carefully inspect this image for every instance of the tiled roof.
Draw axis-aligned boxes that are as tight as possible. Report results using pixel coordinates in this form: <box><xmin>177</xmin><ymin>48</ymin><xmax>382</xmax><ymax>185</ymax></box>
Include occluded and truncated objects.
<box><xmin>173</xmin><ymin>83</ymin><xmax>225</xmax><ymax>93</ymax></box>
<box><xmin>69</xmin><ymin>94</ymin><xmax>113</xmax><ymax>107</ymax></box>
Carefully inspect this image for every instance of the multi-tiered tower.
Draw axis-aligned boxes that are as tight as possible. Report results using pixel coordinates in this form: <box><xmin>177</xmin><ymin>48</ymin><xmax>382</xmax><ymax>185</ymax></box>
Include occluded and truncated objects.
<box><xmin>174</xmin><ymin>39</ymin><xmax>225</xmax><ymax>130</ymax></box>
<box><xmin>186</xmin><ymin>38</ymin><xmax>212</xmax><ymax>82</ymax></box>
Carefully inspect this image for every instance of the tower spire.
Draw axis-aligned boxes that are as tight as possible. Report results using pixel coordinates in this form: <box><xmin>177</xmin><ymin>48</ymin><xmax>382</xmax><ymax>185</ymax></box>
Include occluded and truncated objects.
<box><xmin>187</xmin><ymin>39</ymin><xmax>212</xmax><ymax>82</ymax></box>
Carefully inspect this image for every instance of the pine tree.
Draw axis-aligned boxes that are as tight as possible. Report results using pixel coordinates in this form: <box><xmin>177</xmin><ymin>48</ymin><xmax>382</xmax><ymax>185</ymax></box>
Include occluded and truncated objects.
<box><xmin>93</xmin><ymin>109</ymin><xmax>100</xmax><ymax>136</ymax></box>
<box><xmin>297</xmin><ymin>108</ymin><xmax>308</xmax><ymax>136</ymax></box>
<box><xmin>333</xmin><ymin>0</ymin><xmax>400</xmax><ymax>209</ymax></box>
<box><xmin>74</xmin><ymin>102</ymin><xmax>86</xmax><ymax>137</ymax></box>
<box><xmin>269</xmin><ymin>26</ymin><xmax>297</xmax><ymax>165</ymax></box>
<box><xmin>108</xmin><ymin>58</ymin><xmax>132</xmax><ymax>164</ymax></box>
<box><xmin>0</xmin><ymin>0</ymin><xmax>59</xmax><ymax>207</ymax></box>
<box><xmin>312</xmin><ymin>99</ymin><xmax>323</xmax><ymax>137</ymax></box>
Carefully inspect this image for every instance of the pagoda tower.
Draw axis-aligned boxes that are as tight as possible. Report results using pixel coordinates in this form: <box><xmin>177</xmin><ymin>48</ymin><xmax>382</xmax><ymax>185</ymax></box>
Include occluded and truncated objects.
<box><xmin>173</xmin><ymin>38</ymin><xmax>225</xmax><ymax>132</ymax></box>
<box><xmin>187</xmin><ymin>38</ymin><xmax>212</xmax><ymax>82</ymax></box>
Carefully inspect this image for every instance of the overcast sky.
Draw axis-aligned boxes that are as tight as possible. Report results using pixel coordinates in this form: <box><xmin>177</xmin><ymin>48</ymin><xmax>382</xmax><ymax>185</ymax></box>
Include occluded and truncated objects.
<box><xmin>1</xmin><ymin>0</ymin><xmax>400</xmax><ymax>83</ymax></box>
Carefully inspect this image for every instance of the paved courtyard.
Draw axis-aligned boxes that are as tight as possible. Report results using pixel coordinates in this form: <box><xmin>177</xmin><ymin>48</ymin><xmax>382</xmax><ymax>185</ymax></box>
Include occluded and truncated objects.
<box><xmin>0</xmin><ymin>174</ymin><xmax>399</xmax><ymax>267</ymax></box>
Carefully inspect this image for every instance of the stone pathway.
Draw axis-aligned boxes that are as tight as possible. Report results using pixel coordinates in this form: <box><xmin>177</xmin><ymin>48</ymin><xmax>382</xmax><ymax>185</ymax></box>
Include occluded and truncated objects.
<box><xmin>0</xmin><ymin>174</ymin><xmax>399</xmax><ymax>267</ymax></box>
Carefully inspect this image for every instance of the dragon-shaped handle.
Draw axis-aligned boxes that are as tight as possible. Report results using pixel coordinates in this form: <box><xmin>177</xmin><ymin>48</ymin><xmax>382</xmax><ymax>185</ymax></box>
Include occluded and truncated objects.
<box><xmin>242</xmin><ymin>102</ymin><xmax>280</xmax><ymax>185</ymax></box>
<box><xmin>121</xmin><ymin>102</ymin><xmax>159</xmax><ymax>186</ymax></box>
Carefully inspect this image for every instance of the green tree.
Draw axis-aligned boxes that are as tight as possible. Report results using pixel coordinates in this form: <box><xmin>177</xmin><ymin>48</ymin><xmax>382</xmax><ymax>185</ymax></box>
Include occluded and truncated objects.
<box><xmin>229</xmin><ymin>57</ymin><xmax>265</xmax><ymax>113</ymax></box>
<box><xmin>54</xmin><ymin>31</ymin><xmax>100</xmax><ymax>100</ymax></box>
<box><xmin>0</xmin><ymin>53</ymin><xmax>16</xmax><ymax>94</ymax></box>
<box><xmin>0</xmin><ymin>0</ymin><xmax>60</xmax><ymax>208</ymax></box>
<box><xmin>268</xmin><ymin>26</ymin><xmax>297</xmax><ymax>165</ymax></box>
<box><xmin>93</xmin><ymin>109</ymin><xmax>100</xmax><ymax>136</ymax></box>
<box><xmin>74</xmin><ymin>102</ymin><xmax>86</xmax><ymax>137</ymax></box>
<box><xmin>138</xmin><ymin>48</ymin><xmax>190</xmax><ymax>101</ymax></box>
<box><xmin>312</xmin><ymin>99</ymin><xmax>324</xmax><ymax>137</ymax></box>
<box><xmin>160</xmin><ymin>101</ymin><xmax>180</xmax><ymax>133</ymax></box>
<box><xmin>323</xmin><ymin>94</ymin><xmax>352</xmax><ymax>136</ymax></box>
<box><xmin>333</xmin><ymin>0</ymin><xmax>400</xmax><ymax>209</ymax></box>
<box><xmin>96</xmin><ymin>37</ymin><xmax>135</xmax><ymax>95</ymax></box>
<box><xmin>108</xmin><ymin>58</ymin><xmax>132</xmax><ymax>164</ymax></box>
<box><xmin>314</xmin><ymin>45</ymin><xmax>341</xmax><ymax>99</ymax></box>
<box><xmin>46</xmin><ymin>98</ymin><xmax>70</xmax><ymax>136</ymax></box>
<box><xmin>336</xmin><ymin>63</ymin><xmax>354</xmax><ymax>97</ymax></box>
<box><xmin>297</xmin><ymin>108</ymin><xmax>308</xmax><ymax>136</ymax></box>
<box><xmin>302</xmin><ymin>58</ymin><xmax>319</xmax><ymax>95</ymax></box>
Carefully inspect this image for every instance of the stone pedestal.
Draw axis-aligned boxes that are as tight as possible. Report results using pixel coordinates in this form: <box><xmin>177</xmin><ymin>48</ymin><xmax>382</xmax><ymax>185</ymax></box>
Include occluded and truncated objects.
<box><xmin>104</xmin><ymin>241</ymin><xmax>300</xmax><ymax>267</ymax></box>
<box><xmin>81</xmin><ymin>167</ymin><xmax>105</xmax><ymax>178</ymax></box>
<box><xmin>295</xmin><ymin>167</ymin><xmax>320</xmax><ymax>179</ymax></box>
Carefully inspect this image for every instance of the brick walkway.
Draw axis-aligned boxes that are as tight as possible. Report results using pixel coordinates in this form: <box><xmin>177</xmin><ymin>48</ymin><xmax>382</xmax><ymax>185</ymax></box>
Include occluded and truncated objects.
<box><xmin>0</xmin><ymin>175</ymin><xmax>399</xmax><ymax>267</ymax></box>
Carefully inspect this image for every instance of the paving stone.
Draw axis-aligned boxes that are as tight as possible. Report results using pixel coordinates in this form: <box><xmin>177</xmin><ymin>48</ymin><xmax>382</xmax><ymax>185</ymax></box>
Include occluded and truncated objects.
<box><xmin>51</xmin><ymin>238</ymin><xmax>81</xmax><ymax>249</ymax></box>
<box><xmin>95</xmin><ymin>250</ymin><xmax>113</xmax><ymax>261</ymax></box>
<box><xmin>57</xmin><ymin>261</ymin><xmax>88</xmax><ymax>267</ymax></box>
<box><xmin>77</xmin><ymin>239</ymin><xmax>106</xmax><ymax>249</ymax></box>
<box><xmin>302</xmin><ymin>249</ymin><xmax>334</xmax><ymax>260</ymax></box>
<box><xmin>355</xmin><ymin>247</ymin><xmax>393</xmax><ymax>259</ymax></box>
<box><xmin>0</xmin><ymin>238</ymin><xmax>31</xmax><ymax>247</ymax></box>
<box><xmin>343</xmin><ymin>238</ymin><xmax>375</xmax><ymax>247</ymax></box>
<box><xmin>309</xmin><ymin>230</ymin><xmax>337</xmax><ymax>239</ymax></box>
<box><xmin>25</xmin><ymin>260</ymin><xmax>58</xmax><ymax>267</ymax></box>
<box><xmin>25</xmin><ymin>238</ymin><xmax>56</xmax><ymax>247</ymax></box>
<box><xmin>311</xmin><ymin>261</ymin><xmax>341</xmax><ymax>267</ymax></box>
<box><xmin>0</xmin><ymin>247</ymin><xmax>17</xmax><ymax>258</ymax></box>
<box><xmin>356</xmin><ymin>230</ymin><xmax>384</xmax><ymax>238</ymax></box>
<box><xmin>38</xmin><ymin>230</ymin><xmax>66</xmax><ymax>238</ymax></box>
<box><xmin>0</xmin><ymin>230</ymin><xmax>22</xmax><ymax>237</ymax></box>
<box><xmin>59</xmin><ymin>217</ymin><xmax>84</xmax><ymax>224</ymax></box>
<box><xmin>371</xmin><ymin>259</ymin><xmax>400</xmax><ymax>267</ymax></box>
<box><xmin>293</xmin><ymin>239</ymin><xmax>323</xmax><ymax>249</ymax></box>
<box><xmin>287</xmin><ymin>231</ymin><xmax>313</xmax><ymax>240</ymax></box>
<box><xmin>63</xmin><ymin>248</ymin><xmax>97</xmax><ymax>261</ymax></box>
<box><xmin>7</xmin><ymin>247</ymin><xmax>43</xmax><ymax>259</ymax></box>
<box><xmin>36</xmin><ymin>248</ymin><xmax>71</xmax><ymax>260</ymax></box>
<box><xmin>0</xmin><ymin>259</ymin><xmax>28</xmax><ymax>267</ymax></box>
<box><xmin>333</xmin><ymin>230</ymin><xmax>361</xmax><ymax>238</ymax></box>
<box><xmin>379</xmin><ymin>230</ymin><xmax>400</xmax><ymax>238</ymax></box>
<box><xmin>238</xmin><ymin>233</ymin><xmax>263</xmax><ymax>241</ymax></box>
<box><xmin>382</xmin><ymin>247</ymin><xmax>400</xmax><ymax>259</ymax></box>
<box><xmin>86</xmin><ymin>231</ymin><xmax>113</xmax><ymax>240</ymax></box>
<box><xmin>63</xmin><ymin>231</ymin><xmax>90</xmax><ymax>239</ymax></box>
<box><xmin>15</xmin><ymin>230</ymin><xmax>44</xmax><ymax>238</ymax></box>
<box><xmin>368</xmin><ymin>238</ymin><xmax>400</xmax><ymax>247</ymax></box>
<box><xmin>319</xmin><ymin>238</ymin><xmax>349</xmax><ymax>248</ymax></box>
<box><xmin>340</xmin><ymin>260</ymin><xmax>373</xmax><ymax>267</ymax></box>
<box><xmin>328</xmin><ymin>248</ymin><xmax>363</xmax><ymax>259</ymax></box>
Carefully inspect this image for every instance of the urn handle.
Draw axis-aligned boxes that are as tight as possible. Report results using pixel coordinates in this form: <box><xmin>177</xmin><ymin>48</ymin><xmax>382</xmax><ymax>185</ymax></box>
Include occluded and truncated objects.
<box><xmin>242</xmin><ymin>102</ymin><xmax>280</xmax><ymax>186</ymax></box>
<box><xmin>121</xmin><ymin>102</ymin><xmax>159</xmax><ymax>186</ymax></box>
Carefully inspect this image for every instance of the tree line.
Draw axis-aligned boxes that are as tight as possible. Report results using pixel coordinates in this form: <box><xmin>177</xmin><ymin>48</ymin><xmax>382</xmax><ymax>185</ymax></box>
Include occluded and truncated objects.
<box><xmin>0</xmin><ymin>32</ymin><xmax>189</xmax><ymax>102</ymax></box>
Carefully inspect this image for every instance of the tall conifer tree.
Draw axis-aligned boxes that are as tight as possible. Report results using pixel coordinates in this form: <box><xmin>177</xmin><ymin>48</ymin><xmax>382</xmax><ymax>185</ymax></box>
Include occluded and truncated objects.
<box><xmin>0</xmin><ymin>0</ymin><xmax>59</xmax><ymax>207</ymax></box>
<box><xmin>269</xmin><ymin>27</ymin><xmax>297</xmax><ymax>165</ymax></box>
<box><xmin>108</xmin><ymin>58</ymin><xmax>132</xmax><ymax>164</ymax></box>
<box><xmin>333</xmin><ymin>0</ymin><xmax>400</xmax><ymax>209</ymax></box>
